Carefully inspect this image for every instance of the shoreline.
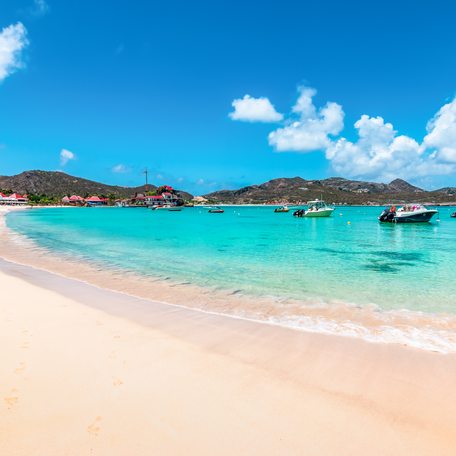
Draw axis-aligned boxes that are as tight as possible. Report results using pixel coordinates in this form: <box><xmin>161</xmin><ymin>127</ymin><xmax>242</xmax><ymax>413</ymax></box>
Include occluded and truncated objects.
<box><xmin>1</xmin><ymin>242</ymin><xmax>456</xmax><ymax>454</ymax></box>
<box><xmin>2</xmin><ymin>206</ymin><xmax>456</xmax><ymax>353</ymax></box>
<box><xmin>2</xmin><ymin>206</ymin><xmax>456</xmax><ymax>454</ymax></box>
<box><xmin>7</xmin><ymin>203</ymin><xmax>456</xmax><ymax>208</ymax></box>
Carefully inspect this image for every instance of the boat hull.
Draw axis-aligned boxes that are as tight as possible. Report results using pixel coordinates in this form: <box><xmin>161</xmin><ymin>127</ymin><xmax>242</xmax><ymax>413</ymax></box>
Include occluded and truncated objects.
<box><xmin>303</xmin><ymin>209</ymin><xmax>334</xmax><ymax>217</ymax></box>
<box><xmin>394</xmin><ymin>210</ymin><xmax>437</xmax><ymax>223</ymax></box>
<box><xmin>152</xmin><ymin>205</ymin><xmax>181</xmax><ymax>211</ymax></box>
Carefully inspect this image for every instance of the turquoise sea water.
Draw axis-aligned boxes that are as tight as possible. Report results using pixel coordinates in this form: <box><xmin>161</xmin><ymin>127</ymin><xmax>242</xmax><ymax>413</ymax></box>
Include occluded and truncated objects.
<box><xmin>6</xmin><ymin>206</ymin><xmax>456</xmax><ymax>315</ymax></box>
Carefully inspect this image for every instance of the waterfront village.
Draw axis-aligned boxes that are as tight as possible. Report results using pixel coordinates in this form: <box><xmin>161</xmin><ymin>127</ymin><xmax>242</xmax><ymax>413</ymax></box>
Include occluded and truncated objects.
<box><xmin>0</xmin><ymin>185</ymin><xmax>196</xmax><ymax>207</ymax></box>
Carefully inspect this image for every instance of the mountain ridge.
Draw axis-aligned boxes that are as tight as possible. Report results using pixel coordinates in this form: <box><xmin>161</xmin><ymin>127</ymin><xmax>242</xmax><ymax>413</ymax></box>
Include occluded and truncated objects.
<box><xmin>203</xmin><ymin>177</ymin><xmax>455</xmax><ymax>204</ymax></box>
<box><xmin>0</xmin><ymin>170</ymin><xmax>454</xmax><ymax>204</ymax></box>
<box><xmin>0</xmin><ymin>170</ymin><xmax>193</xmax><ymax>200</ymax></box>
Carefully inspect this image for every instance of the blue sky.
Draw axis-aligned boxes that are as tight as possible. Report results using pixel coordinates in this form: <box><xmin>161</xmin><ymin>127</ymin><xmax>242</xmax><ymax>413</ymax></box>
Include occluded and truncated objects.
<box><xmin>1</xmin><ymin>0</ymin><xmax>456</xmax><ymax>194</ymax></box>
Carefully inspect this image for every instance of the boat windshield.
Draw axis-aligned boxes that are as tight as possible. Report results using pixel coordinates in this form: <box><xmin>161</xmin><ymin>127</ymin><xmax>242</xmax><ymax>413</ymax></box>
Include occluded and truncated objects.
<box><xmin>398</xmin><ymin>204</ymin><xmax>425</xmax><ymax>212</ymax></box>
<box><xmin>307</xmin><ymin>200</ymin><xmax>327</xmax><ymax>210</ymax></box>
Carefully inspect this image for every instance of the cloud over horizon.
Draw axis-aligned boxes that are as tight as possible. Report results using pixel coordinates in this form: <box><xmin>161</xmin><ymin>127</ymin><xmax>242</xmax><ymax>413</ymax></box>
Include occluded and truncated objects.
<box><xmin>0</xmin><ymin>22</ymin><xmax>29</xmax><ymax>83</ymax></box>
<box><xmin>60</xmin><ymin>148</ymin><xmax>76</xmax><ymax>166</ymax></box>
<box><xmin>231</xmin><ymin>85</ymin><xmax>456</xmax><ymax>182</ymax></box>
<box><xmin>229</xmin><ymin>95</ymin><xmax>283</xmax><ymax>122</ymax></box>
<box><xmin>423</xmin><ymin>98</ymin><xmax>456</xmax><ymax>164</ymax></box>
<box><xmin>326</xmin><ymin>115</ymin><xmax>452</xmax><ymax>181</ymax></box>
<box><xmin>112</xmin><ymin>164</ymin><xmax>128</xmax><ymax>173</ymax></box>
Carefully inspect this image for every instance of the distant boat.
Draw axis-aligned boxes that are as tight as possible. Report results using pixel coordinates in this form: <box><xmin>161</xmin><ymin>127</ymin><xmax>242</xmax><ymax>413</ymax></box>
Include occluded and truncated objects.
<box><xmin>450</xmin><ymin>212</ymin><xmax>456</xmax><ymax>218</ymax></box>
<box><xmin>274</xmin><ymin>205</ymin><xmax>289</xmax><ymax>213</ymax></box>
<box><xmin>378</xmin><ymin>204</ymin><xmax>437</xmax><ymax>223</ymax></box>
<box><xmin>303</xmin><ymin>200</ymin><xmax>334</xmax><ymax>217</ymax></box>
<box><xmin>116</xmin><ymin>201</ymin><xmax>147</xmax><ymax>208</ymax></box>
<box><xmin>208</xmin><ymin>206</ymin><xmax>224</xmax><ymax>213</ymax></box>
<box><xmin>152</xmin><ymin>205</ymin><xmax>181</xmax><ymax>211</ymax></box>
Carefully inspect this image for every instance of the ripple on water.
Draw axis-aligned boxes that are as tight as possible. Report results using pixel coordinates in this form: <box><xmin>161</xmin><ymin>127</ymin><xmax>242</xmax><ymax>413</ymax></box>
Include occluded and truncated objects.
<box><xmin>5</xmin><ymin>205</ymin><xmax>456</xmax><ymax>316</ymax></box>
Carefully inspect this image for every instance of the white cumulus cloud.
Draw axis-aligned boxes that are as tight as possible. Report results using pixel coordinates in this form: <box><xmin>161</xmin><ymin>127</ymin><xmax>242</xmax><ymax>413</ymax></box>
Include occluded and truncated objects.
<box><xmin>0</xmin><ymin>22</ymin><xmax>29</xmax><ymax>83</ymax></box>
<box><xmin>229</xmin><ymin>95</ymin><xmax>283</xmax><ymax>122</ymax></box>
<box><xmin>60</xmin><ymin>148</ymin><xmax>76</xmax><ymax>166</ymax></box>
<box><xmin>233</xmin><ymin>83</ymin><xmax>456</xmax><ymax>181</ymax></box>
<box><xmin>268</xmin><ymin>86</ymin><xmax>344</xmax><ymax>152</ymax></box>
<box><xmin>326</xmin><ymin>116</ymin><xmax>422</xmax><ymax>180</ymax></box>
<box><xmin>326</xmin><ymin>111</ymin><xmax>456</xmax><ymax>181</ymax></box>
<box><xmin>423</xmin><ymin>98</ymin><xmax>456</xmax><ymax>163</ymax></box>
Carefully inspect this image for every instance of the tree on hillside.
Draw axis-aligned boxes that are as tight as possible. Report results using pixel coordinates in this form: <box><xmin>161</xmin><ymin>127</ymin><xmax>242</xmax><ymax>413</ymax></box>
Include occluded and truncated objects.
<box><xmin>156</xmin><ymin>185</ymin><xmax>175</xmax><ymax>194</ymax></box>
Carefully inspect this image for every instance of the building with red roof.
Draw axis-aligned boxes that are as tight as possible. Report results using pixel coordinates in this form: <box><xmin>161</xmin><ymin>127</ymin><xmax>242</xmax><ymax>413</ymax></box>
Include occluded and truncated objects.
<box><xmin>9</xmin><ymin>193</ymin><xmax>27</xmax><ymax>200</ymax></box>
<box><xmin>144</xmin><ymin>195</ymin><xmax>165</xmax><ymax>207</ymax></box>
<box><xmin>144</xmin><ymin>191</ymin><xmax>181</xmax><ymax>207</ymax></box>
<box><xmin>86</xmin><ymin>195</ymin><xmax>107</xmax><ymax>206</ymax></box>
<box><xmin>69</xmin><ymin>195</ymin><xmax>84</xmax><ymax>201</ymax></box>
<box><xmin>66</xmin><ymin>195</ymin><xmax>85</xmax><ymax>206</ymax></box>
<box><xmin>0</xmin><ymin>193</ymin><xmax>29</xmax><ymax>205</ymax></box>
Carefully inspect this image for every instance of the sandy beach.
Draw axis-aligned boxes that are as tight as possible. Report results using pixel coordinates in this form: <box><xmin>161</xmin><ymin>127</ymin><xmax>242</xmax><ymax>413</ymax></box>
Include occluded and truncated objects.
<box><xmin>1</xmin><ymin>248</ymin><xmax>456</xmax><ymax>455</ymax></box>
<box><xmin>3</xmin><ymin>2</ymin><xmax>456</xmax><ymax>452</ymax></box>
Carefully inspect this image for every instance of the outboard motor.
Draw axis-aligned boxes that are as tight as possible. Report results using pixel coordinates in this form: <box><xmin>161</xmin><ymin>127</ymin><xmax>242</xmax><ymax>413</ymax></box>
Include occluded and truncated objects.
<box><xmin>293</xmin><ymin>209</ymin><xmax>304</xmax><ymax>217</ymax></box>
<box><xmin>379</xmin><ymin>207</ymin><xmax>396</xmax><ymax>222</ymax></box>
<box><xmin>378</xmin><ymin>208</ymin><xmax>389</xmax><ymax>222</ymax></box>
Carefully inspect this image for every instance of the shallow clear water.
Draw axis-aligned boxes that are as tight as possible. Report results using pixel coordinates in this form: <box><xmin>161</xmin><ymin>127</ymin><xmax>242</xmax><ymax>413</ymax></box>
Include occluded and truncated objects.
<box><xmin>6</xmin><ymin>205</ymin><xmax>456</xmax><ymax>315</ymax></box>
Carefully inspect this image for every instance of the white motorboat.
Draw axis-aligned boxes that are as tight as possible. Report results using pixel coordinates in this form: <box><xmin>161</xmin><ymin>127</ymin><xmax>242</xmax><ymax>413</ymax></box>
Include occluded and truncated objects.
<box><xmin>378</xmin><ymin>204</ymin><xmax>438</xmax><ymax>223</ymax></box>
<box><xmin>152</xmin><ymin>204</ymin><xmax>181</xmax><ymax>211</ymax></box>
<box><xmin>303</xmin><ymin>200</ymin><xmax>334</xmax><ymax>217</ymax></box>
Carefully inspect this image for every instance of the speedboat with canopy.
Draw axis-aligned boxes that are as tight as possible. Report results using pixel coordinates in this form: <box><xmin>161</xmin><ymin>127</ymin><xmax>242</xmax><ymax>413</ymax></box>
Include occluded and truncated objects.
<box><xmin>378</xmin><ymin>204</ymin><xmax>438</xmax><ymax>223</ymax></box>
<box><xmin>302</xmin><ymin>200</ymin><xmax>334</xmax><ymax>217</ymax></box>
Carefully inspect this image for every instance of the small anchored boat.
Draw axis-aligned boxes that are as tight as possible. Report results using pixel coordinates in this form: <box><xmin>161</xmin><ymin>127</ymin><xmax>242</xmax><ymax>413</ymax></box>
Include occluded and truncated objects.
<box><xmin>152</xmin><ymin>204</ymin><xmax>182</xmax><ymax>211</ymax></box>
<box><xmin>303</xmin><ymin>200</ymin><xmax>334</xmax><ymax>217</ymax></box>
<box><xmin>274</xmin><ymin>205</ymin><xmax>289</xmax><ymax>213</ymax></box>
<box><xmin>378</xmin><ymin>204</ymin><xmax>438</xmax><ymax>223</ymax></box>
<box><xmin>451</xmin><ymin>212</ymin><xmax>456</xmax><ymax>218</ymax></box>
<box><xmin>208</xmin><ymin>206</ymin><xmax>224</xmax><ymax>213</ymax></box>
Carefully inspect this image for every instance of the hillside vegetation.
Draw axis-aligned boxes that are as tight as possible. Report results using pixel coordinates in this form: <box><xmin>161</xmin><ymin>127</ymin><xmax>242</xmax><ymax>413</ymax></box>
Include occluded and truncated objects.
<box><xmin>0</xmin><ymin>170</ymin><xmax>193</xmax><ymax>200</ymax></box>
<box><xmin>203</xmin><ymin>177</ymin><xmax>456</xmax><ymax>204</ymax></box>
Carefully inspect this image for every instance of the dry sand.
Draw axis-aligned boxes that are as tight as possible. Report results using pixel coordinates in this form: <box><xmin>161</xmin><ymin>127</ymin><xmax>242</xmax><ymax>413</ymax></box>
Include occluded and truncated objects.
<box><xmin>1</xmin><ymin>257</ymin><xmax>456</xmax><ymax>455</ymax></box>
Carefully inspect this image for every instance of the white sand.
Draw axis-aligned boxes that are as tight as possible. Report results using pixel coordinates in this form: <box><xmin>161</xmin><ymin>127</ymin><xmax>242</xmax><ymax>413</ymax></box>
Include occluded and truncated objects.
<box><xmin>1</xmin><ymin>258</ymin><xmax>456</xmax><ymax>455</ymax></box>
